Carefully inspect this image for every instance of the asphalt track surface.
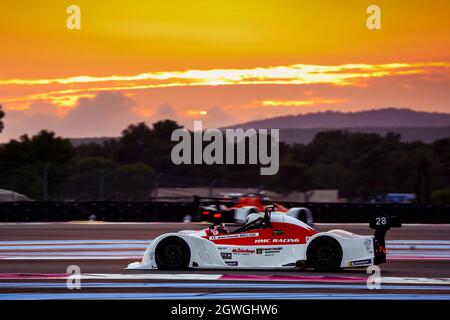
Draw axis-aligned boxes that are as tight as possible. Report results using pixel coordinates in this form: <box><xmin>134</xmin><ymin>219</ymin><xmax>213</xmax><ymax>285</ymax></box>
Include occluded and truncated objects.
<box><xmin>0</xmin><ymin>222</ymin><xmax>450</xmax><ymax>300</ymax></box>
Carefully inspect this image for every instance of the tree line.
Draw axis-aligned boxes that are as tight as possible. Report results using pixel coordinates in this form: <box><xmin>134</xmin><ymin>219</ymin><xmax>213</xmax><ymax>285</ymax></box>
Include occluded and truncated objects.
<box><xmin>0</xmin><ymin>119</ymin><xmax>449</xmax><ymax>203</ymax></box>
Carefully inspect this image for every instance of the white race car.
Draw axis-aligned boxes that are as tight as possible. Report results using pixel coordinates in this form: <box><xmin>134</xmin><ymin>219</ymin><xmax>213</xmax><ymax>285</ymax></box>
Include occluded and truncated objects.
<box><xmin>127</xmin><ymin>207</ymin><xmax>400</xmax><ymax>271</ymax></box>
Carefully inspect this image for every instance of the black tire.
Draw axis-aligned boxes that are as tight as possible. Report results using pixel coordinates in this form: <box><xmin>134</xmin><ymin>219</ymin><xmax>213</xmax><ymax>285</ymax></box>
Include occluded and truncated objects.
<box><xmin>155</xmin><ymin>236</ymin><xmax>191</xmax><ymax>270</ymax></box>
<box><xmin>307</xmin><ymin>236</ymin><xmax>343</xmax><ymax>272</ymax></box>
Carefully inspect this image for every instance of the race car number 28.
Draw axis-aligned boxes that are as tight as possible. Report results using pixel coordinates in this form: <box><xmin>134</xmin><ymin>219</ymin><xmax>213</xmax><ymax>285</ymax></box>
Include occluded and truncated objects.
<box><xmin>375</xmin><ymin>216</ymin><xmax>387</xmax><ymax>226</ymax></box>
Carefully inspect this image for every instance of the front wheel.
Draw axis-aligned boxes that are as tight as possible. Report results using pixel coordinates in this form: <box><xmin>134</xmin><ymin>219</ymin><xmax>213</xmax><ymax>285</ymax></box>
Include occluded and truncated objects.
<box><xmin>155</xmin><ymin>236</ymin><xmax>191</xmax><ymax>270</ymax></box>
<box><xmin>307</xmin><ymin>236</ymin><xmax>342</xmax><ymax>272</ymax></box>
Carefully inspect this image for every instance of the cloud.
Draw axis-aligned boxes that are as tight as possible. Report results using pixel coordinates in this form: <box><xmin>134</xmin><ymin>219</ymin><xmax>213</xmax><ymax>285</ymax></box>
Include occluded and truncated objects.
<box><xmin>21</xmin><ymin>100</ymin><xmax>62</xmax><ymax>116</ymax></box>
<box><xmin>2</xmin><ymin>62</ymin><xmax>448</xmax><ymax>86</ymax></box>
<box><xmin>203</xmin><ymin>106</ymin><xmax>234</xmax><ymax>128</ymax></box>
<box><xmin>1</xmin><ymin>92</ymin><xmax>140</xmax><ymax>140</ymax></box>
<box><xmin>2</xmin><ymin>92</ymin><xmax>237</xmax><ymax>141</ymax></box>
<box><xmin>2</xmin><ymin>109</ymin><xmax>59</xmax><ymax>140</ymax></box>
<box><xmin>62</xmin><ymin>92</ymin><xmax>138</xmax><ymax>137</ymax></box>
<box><xmin>1</xmin><ymin>61</ymin><xmax>449</xmax><ymax>142</ymax></box>
<box><xmin>261</xmin><ymin>98</ymin><xmax>348</xmax><ymax>107</ymax></box>
<box><xmin>155</xmin><ymin>103</ymin><xmax>178</xmax><ymax>119</ymax></box>
<box><xmin>2</xmin><ymin>62</ymin><xmax>448</xmax><ymax>111</ymax></box>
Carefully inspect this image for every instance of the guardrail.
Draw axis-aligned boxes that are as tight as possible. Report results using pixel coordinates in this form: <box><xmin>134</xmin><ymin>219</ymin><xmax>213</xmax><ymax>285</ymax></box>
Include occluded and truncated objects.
<box><xmin>0</xmin><ymin>201</ymin><xmax>196</xmax><ymax>222</ymax></box>
<box><xmin>279</xmin><ymin>202</ymin><xmax>450</xmax><ymax>223</ymax></box>
<box><xmin>0</xmin><ymin>201</ymin><xmax>448</xmax><ymax>223</ymax></box>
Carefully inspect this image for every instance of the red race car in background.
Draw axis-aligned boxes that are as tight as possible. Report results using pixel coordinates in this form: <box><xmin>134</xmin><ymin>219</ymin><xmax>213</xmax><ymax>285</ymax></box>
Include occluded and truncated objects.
<box><xmin>196</xmin><ymin>193</ymin><xmax>314</xmax><ymax>226</ymax></box>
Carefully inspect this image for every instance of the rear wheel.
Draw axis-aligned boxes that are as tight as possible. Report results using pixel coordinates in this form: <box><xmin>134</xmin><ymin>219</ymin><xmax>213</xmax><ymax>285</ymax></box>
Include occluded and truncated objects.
<box><xmin>307</xmin><ymin>236</ymin><xmax>342</xmax><ymax>272</ymax></box>
<box><xmin>155</xmin><ymin>236</ymin><xmax>191</xmax><ymax>270</ymax></box>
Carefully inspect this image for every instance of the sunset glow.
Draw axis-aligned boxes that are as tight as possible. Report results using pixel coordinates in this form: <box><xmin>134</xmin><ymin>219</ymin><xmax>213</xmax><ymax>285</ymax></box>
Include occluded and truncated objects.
<box><xmin>2</xmin><ymin>62</ymin><xmax>448</xmax><ymax>110</ymax></box>
<box><xmin>1</xmin><ymin>0</ymin><xmax>449</xmax><ymax>140</ymax></box>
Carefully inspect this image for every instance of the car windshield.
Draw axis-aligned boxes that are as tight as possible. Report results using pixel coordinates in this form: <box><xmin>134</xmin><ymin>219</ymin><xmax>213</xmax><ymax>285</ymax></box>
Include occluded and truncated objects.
<box><xmin>231</xmin><ymin>216</ymin><xmax>264</xmax><ymax>234</ymax></box>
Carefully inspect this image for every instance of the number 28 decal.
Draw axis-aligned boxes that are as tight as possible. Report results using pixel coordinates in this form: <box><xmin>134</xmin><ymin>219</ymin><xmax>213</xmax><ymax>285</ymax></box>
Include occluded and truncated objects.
<box><xmin>375</xmin><ymin>216</ymin><xmax>387</xmax><ymax>225</ymax></box>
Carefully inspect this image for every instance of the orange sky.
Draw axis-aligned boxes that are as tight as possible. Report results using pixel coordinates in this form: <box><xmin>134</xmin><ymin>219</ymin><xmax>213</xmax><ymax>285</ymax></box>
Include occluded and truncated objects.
<box><xmin>1</xmin><ymin>0</ymin><xmax>449</xmax><ymax>140</ymax></box>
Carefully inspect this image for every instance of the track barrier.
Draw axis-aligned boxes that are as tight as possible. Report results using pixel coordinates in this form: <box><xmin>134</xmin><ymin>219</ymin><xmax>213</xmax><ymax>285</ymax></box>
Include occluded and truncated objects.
<box><xmin>0</xmin><ymin>200</ymin><xmax>448</xmax><ymax>223</ymax></box>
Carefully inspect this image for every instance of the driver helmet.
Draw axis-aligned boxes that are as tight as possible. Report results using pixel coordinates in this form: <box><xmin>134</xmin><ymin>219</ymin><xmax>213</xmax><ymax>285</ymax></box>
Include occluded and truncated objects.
<box><xmin>246</xmin><ymin>213</ymin><xmax>262</xmax><ymax>224</ymax></box>
<box><xmin>261</xmin><ymin>196</ymin><xmax>271</xmax><ymax>205</ymax></box>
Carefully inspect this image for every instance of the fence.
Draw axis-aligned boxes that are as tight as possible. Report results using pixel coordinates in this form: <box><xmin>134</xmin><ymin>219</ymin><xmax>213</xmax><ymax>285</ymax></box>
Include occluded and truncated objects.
<box><xmin>0</xmin><ymin>161</ymin><xmax>262</xmax><ymax>201</ymax></box>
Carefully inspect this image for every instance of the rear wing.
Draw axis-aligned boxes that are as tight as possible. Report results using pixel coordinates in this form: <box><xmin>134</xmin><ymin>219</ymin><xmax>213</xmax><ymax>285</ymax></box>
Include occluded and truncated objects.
<box><xmin>369</xmin><ymin>214</ymin><xmax>402</xmax><ymax>230</ymax></box>
<box><xmin>369</xmin><ymin>214</ymin><xmax>401</xmax><ymax>265</ymax></box>
<box><xmin>195</xmin><ymin>196</ymin><xmax>236</xmax><ymax>207</ymax></box>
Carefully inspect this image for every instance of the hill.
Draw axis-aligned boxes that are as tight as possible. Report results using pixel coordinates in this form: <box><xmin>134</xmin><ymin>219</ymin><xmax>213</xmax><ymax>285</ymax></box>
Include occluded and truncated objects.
<box><xmin>279</xmin><ymin>126</ymin><xmax>450</xmax><ymax>144</ymax></box>
<box><xmin>229</xmin><ymin>108</ymin><xmax>450</xmax><ymax>129</ymax></box>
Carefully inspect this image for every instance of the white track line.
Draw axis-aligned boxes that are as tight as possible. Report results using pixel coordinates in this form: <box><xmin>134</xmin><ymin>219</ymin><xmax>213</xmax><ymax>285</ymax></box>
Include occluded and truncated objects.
<box><xmin>2</xmin><ymin>273</ymin><xmax>450</xmax><ymax>285</ymax></box>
